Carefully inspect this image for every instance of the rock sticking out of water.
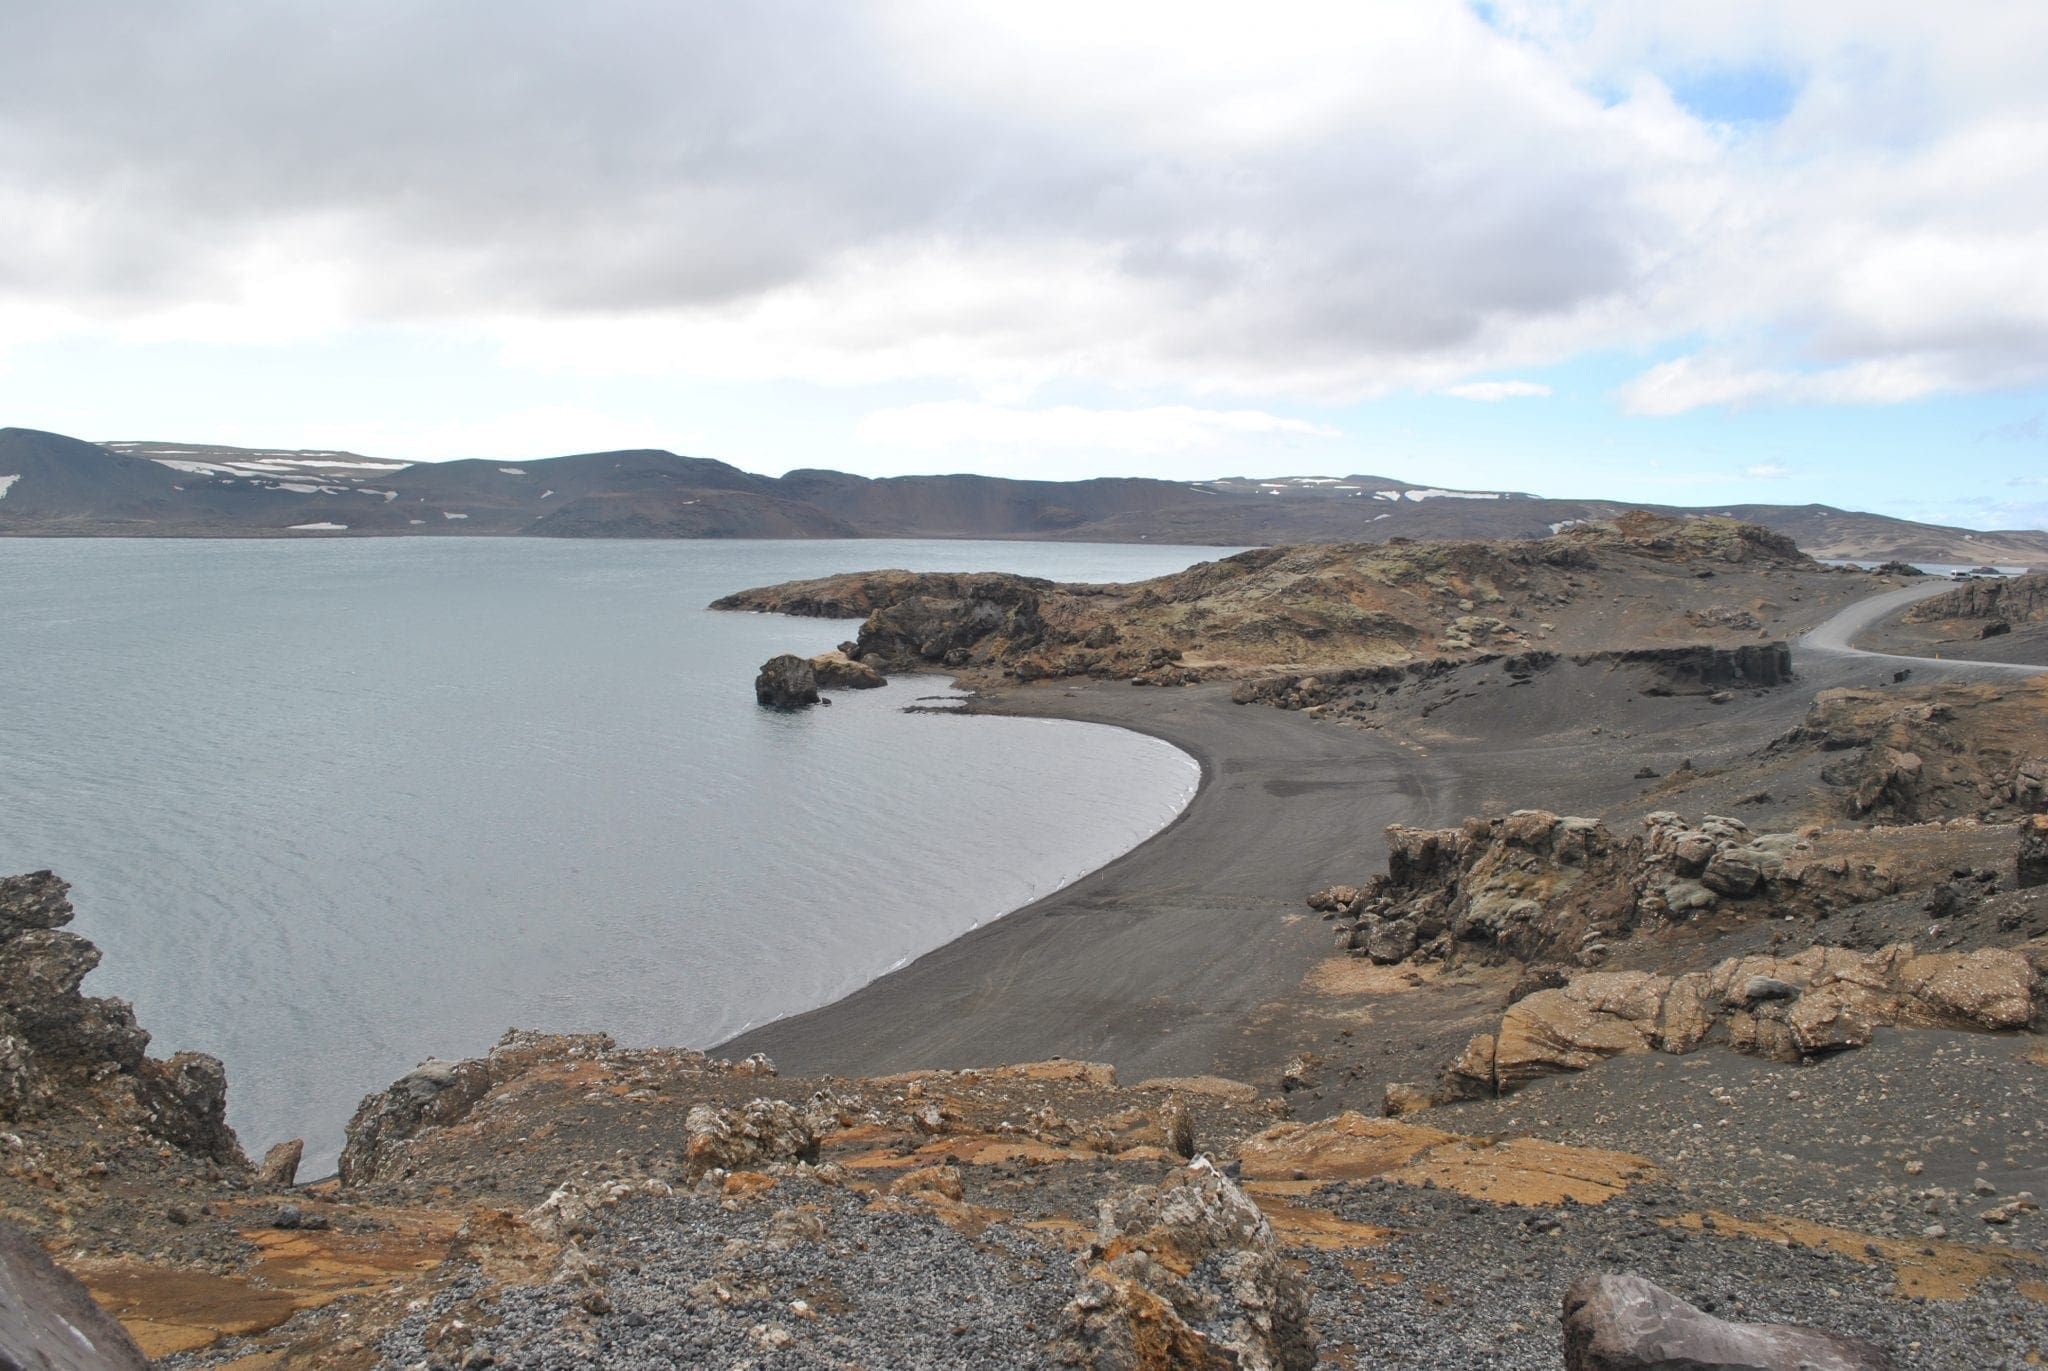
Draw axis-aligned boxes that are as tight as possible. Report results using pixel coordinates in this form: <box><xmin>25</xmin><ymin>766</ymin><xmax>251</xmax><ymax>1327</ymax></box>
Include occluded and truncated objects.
<box><xmin>754</xmin><ymin>653</ymin><xmax>821</xmax><ymax>709</ymax></box>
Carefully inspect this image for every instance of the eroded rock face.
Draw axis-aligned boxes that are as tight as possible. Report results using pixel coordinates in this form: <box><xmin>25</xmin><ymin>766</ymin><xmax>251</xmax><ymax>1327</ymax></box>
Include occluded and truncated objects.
<box><xmin>1783</xmin><ymin>681</ymin><xmax>2048</xmax><ymax>823</ymax></box>
<box><xmin>754</xmin><ymin>653</ymin><xmax>821</xmax><ymax>709</ymax></box>
<box><xmin>258</xmin><ymin>1138</ymin><xmax>304</xmax><ymax>1189</ymax></box>
<box><xmin>1059</xmin><ymin>1163</ymin><xmax>1314</xmax><ymax>1371</ymax></box>
<box><xmin>807</xmin><ymin>650</ymin><xmax>885</xmax><ymax>689</ymax></box>
<box><xmin>1561</xmin><ymin>1273</ymin><xmax>1894</xmax><ymax>1370</ymax></box>
<box><xmin>1418</xmin><ymin>942</ymin><xmax>2041</xmax><ymax>1104</ymax></box>
<box><xmin>855</xmin><ymin>574</ymin><xmax>1048</xmax><ymax>671</ymax></box>
<box><xmin>1326</xmin><ymin>810</ymin><xmax>1925</xmax><ymax>975</ymax></box>
<box><xmin>0</xmin><ymin>872</ymin><xmax>244</xmax><ymax>1167</ymax></box>
<box><xmin>340</xmin><ymin>1029</ymin><xmax>619</xmax><ymax>1186</ymax></box>
<box><xmin>683</xmin><ymin>1098</ymin><xmax>820</xmax><ymax>1179</ymax></box>
<box><xmin>2021</xmin><ymin>815</ymin><xmax>2048</xmax><ymax>889</ymax></box>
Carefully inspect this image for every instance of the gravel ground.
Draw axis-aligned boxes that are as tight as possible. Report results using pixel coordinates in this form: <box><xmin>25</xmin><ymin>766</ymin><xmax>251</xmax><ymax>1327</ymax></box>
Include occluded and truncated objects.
<box><xmin>1306</xmin><ymin>1179</ymin><xmax>2048</xmax><ymax>1370</ymax></box>
<box><xmin>1440</xmin><ymin>1028</ymin><xmax>2048</xmax><ymax>1250</ymax></box>
<box><xmin>378</xmin><ymin>1182</ymin><xmax>1077</xmax><ymax>1370</ymax></box>
<box><xmin>370</xmin><ymin>1166</ymin><xmax>2048</xmax><ymax>1370</ymax></box>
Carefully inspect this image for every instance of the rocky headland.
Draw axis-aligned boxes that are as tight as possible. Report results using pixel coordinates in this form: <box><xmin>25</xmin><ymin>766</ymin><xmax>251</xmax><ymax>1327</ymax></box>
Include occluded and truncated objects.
<box><xmin>5</xmin><ymin>517</ymin><xmax>2047</xmax><ymax>1368</ymax></box>
<box><xmin>717</xmin><ymin>514</ymin><xmax>1886</xmax><ymax>702</ymax></box>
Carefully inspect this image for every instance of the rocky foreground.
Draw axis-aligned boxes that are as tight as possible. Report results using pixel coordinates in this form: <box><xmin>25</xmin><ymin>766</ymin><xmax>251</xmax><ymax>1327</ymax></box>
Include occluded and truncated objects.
<box><xmin>3</xmin><ymin>793</ymin><xmax>2047</xmax><ymax>1366</ymax></box>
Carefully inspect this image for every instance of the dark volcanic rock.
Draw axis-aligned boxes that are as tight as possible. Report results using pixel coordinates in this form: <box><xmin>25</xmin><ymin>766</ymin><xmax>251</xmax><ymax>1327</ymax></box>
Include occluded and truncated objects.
<box><xmin>1561</xmin><ymin>1272</ymin><xmax>1894</xmax><ymax>1370</ymax></box>
<box><xmin>1623</xmin><ymin>642</ymin><xmax>1793</xmax><ymax>694</ymax></box>
<box><xmin>754</xmin><ymin>653</ymin><xmax>821</xmax><ymax>709</ymax></box>
<box><xmin>1905</xmin><ymin>570</ymin><xmax>2048</xmax><ymax>626</ymax></box>
<box><xmin>2021</xmin><ymin>815</ymin><xmax>2048</xmax><ymax>889</ymax></box>
<box><xmin>0</xmin><ymin>1219</ymin><xmax>150</xmax><ymax>1371</ymax></box>
<box><xmin>0</xmin><ymin>872</ymin><xmax>244</xmax><ymax>1166</ymax></box>
<box><xmin>854</xmin><ymin>574</ymin><xmax>1048</xmax><ymax>670</ymax></box>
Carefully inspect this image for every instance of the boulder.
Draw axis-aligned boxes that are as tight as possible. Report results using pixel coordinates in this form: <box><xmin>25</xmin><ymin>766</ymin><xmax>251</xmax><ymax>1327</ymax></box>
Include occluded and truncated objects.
<box><xmin>1561</xmin><ymin>1272</ymin><xmax>1894</xmax><ymax>1370</ymax></box>
<box><xmin>2020</xmin><ymin>815</ymin><xmax>2048</xmax><ymax>889</ymax></box>
<box><xmin>684</xmin><ymin>1098</ymin><xmax>820</xmax><ymax>1178</ymax></box>
<box><xmin>1493</xmin><ymin>976</ymin><xmax>1666</xmax><ymax>1089</ymax></box>
<box><xmin>0</xmin><ymin>1219</ymin><xmax>150</xmax><ymax>1371</ymax></box>
<box><xmin>1306</xmin><ymin>885</ymin><xmax>1363</xmax><ymax>914</ymax></box>
<box><xmin>2012</xmin><ymin>757</ymin><xmax>2048</xmax><ymax>812</ymax></box>
<box><xmin>1898</xmin><ymin>948</ymin><xmax>2036</xmax><ymax>1030</ymax></box>
<box><xmin>808</xmin><ymin>650</ymin><xmax>885</xmax><ymax>690</ymax></box>
<box><xmin>1787</xmin><ymin>985</ymin><xmax>1877</xmax><ymax>1054</ymax></box>
<box><xmin>1058</xmin><ymin>1163</ymin><xmax>1314</xmax><ymax>1371</ymax></box>
<box><xmin>754</xmin><ymin>653</ymin><xmax>821</xmax><ymax>709</ymax></box>
<box><xmin>1363</xmin><ymin>918</ymin><xmax>1419</xmax><ymax>965</ymax></box>
<box><xmin>1699</xmin><ymin>850</ymin><xmax>1765</xmax><ymax>897</ymax></box>
<box><xmin>259</xmin><ymin>1138</ymin><xmax>304</xmax><ymax>1188</ymax></box>
<box><xmin>339</xmin><ymin>1056</ymin><xmax>493</xmax><ymax>1186</ymax></box>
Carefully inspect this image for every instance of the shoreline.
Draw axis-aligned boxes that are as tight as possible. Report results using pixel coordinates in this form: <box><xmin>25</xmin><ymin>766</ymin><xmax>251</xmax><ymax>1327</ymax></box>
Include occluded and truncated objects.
<box><xmin>718</xmin><ymin>678</ymin><xmax>1464</xmax><ymax>1085</ymax></box>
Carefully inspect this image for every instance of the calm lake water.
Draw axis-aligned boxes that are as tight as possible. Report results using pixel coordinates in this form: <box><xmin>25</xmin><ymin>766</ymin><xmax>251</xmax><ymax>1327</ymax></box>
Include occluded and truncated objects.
<box><xmin>0</xmin><ymin>538</ymin><xmax>1223</xmax><ymax>1173</ymax></box>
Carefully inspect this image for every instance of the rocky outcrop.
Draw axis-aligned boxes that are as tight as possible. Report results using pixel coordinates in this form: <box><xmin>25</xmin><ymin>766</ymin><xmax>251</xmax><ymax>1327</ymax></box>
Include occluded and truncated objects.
<box><xmin>1561</xmin><ymin>1273</ymin><xmax>1894</xmax><ymax>1370</ymax></box>
<box><xmin>1322</xmin><ymin>810</ymin><xmax>1920</xmax><ymax>973</ymax></box>
<box><xmin>1059</xmin><ymin>1162</ymin><xmax>1314</xmax><ymax>1371</ymax></box>
<box><xmin>258</xmin><ymin>1138</ymin><xmax>303</xmax><ymax>1188</ymax></box>
<box><xmin>0</xmin><ymin>872</ymin><xmax>244</xmax><ymax>1167</ymax></box>
<box><xmin>682</xmin><ymin>1098</ymin><xmax>820</xmax><ymax>1178</ymax></box>
<box><xmin>1343</xmin><ymin>811</ymin><xmax>1639</xmax><ymax>967</ymax></box>
<box><xmin>718</xmin><ymin>517</ymin><xmax>1839</xmax><ymax>692</ymax></box>
<box><xmin>1408</xmin><ymin>941</ymin><xmax>2041</xmax><ymax>1105</ymax></box>
<box><xmin>808</xmin><ymin>650</ymin><xmax>885</xmax><ymax>689</ymax></box>
<box><xmin>854</xmin><ymin>574</ymin><xmax>1049</xmax><ymax>671</ymax></box>
<box><xmin>1904</xmin><ymin>570</ymin><xmax>2048</xmax><ymax>626</ymax></box>
<box><xmin>1619</xmin><ymin>642</ymin><xmax>1792</xmax><ymax>694</ymax></box>
<box><xmin>340</xmin><ymin>1029</ymin><xmax>617</xmax><ymax>1186</ymax></box>
<box><xmin>754</xmin><ymin>653</ymin><xmax>821</xmax><ymax>708</ymax></box>
<box><xmin>1774</xmin><ymin>680</ymin><xmax>2048</xmax><ymax>822</ymax></box>
<box><xmin>2020</xmin><ymin>815</ymin><xmax>2048</xmax><ymax>889</ymax></box>
<box><xmin>0</xmin><ymin>1218</ymin><xmax>150</xmax><ymax>1371</ymax></box>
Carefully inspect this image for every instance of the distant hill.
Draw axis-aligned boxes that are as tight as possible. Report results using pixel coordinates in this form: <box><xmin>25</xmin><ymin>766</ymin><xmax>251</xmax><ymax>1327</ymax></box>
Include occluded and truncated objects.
<box><xmin>2</xmin><ymin>426</ymin><xmax>2042</xmax><ymax>564</ymax></box>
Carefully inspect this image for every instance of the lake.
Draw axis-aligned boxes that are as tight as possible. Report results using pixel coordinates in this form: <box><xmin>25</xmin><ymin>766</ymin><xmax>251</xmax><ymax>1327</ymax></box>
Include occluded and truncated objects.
<box><xmin>0</xmin><ymin>537</ymin><xmax>1228</xmax><ymax>1173</ymax></box>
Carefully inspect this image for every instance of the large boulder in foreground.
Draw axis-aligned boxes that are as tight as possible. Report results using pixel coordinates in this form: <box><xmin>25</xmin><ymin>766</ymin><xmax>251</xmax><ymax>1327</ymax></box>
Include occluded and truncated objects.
<box><xmin>754</xmin><ymin>653</ymin><xmax>820</xmax><ymax>709</ymax></box>
<box><xmin>1059</xmin><ymin>1162</ymin><xmax>1314</xmax><ymax>1371</ymax></box>
<box><xmin>1562</xmin><ymin>1273</ymin><xmax>1893</xmax><ymax>1370</ymax></box>
<box><xmin>0</xmin><ymin>1219</ymin><xmax>150</xmax><ymax>1370</ymax></box>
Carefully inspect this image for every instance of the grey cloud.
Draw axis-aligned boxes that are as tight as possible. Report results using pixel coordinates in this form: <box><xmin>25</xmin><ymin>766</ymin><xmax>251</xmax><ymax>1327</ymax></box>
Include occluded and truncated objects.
<box><xmin>0</xmin><ymin>0</ymin><xmax>1669</xmax><ymax>380</ymax></box>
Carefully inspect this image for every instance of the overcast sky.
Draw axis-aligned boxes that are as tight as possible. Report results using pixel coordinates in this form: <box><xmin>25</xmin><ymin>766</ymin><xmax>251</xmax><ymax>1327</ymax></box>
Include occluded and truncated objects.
<box><xmin>3</xmin><ymin>1</ymin><xmax>2045</xmax><ymax>528</ymax></box>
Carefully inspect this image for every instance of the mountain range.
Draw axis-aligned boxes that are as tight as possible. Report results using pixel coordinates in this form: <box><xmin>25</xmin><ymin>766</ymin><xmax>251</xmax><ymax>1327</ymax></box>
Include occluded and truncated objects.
<box><xmin>0</xmin><ymin>425</ymin><xmax>2041</xmax><ymax>564</ymax></box>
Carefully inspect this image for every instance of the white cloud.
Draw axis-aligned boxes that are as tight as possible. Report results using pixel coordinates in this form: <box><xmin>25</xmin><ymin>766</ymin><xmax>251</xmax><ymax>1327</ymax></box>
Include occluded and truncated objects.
<box><xmin>1439</xmin><ymin>380</ymin><xmax>1554</xmax><ymax>401</ymax></box>
<box><xmin>1744</xmin><ymin>463</ymin><xmax>1792</xmax><ymax>479</ymax></box>
<box><xmin>855</xmin><ymin>402</ymin><xmax>1338</xmax><ymax>456</ymax></box>
<box><xmin>1617</xmin><ymin>354</ymin><xmax>1954</xmax><ymax>415</ymax></box>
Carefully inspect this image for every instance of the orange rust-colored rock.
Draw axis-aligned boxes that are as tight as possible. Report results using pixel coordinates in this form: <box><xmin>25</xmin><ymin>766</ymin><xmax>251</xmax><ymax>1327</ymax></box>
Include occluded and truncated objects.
<box><xmin>1237</xmin><ymin>1113</ymin><xmax>1455</xmax><ymax>1182</ymax></box>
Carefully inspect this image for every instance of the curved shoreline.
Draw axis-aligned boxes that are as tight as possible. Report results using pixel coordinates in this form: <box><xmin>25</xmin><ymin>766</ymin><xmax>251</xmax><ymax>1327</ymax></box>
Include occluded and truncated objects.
<box><xmin>718</xmin><ymin>678</ymin><xmax>1459</xmax><ymax>1082</ymax></box>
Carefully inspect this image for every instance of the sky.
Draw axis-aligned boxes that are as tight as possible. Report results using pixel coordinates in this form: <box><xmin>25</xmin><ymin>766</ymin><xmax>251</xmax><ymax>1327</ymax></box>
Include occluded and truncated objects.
<box><xmin>2</xmin><ymin>1</ymin><xmax>2046</xmax><ymax>530</ymax></box>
